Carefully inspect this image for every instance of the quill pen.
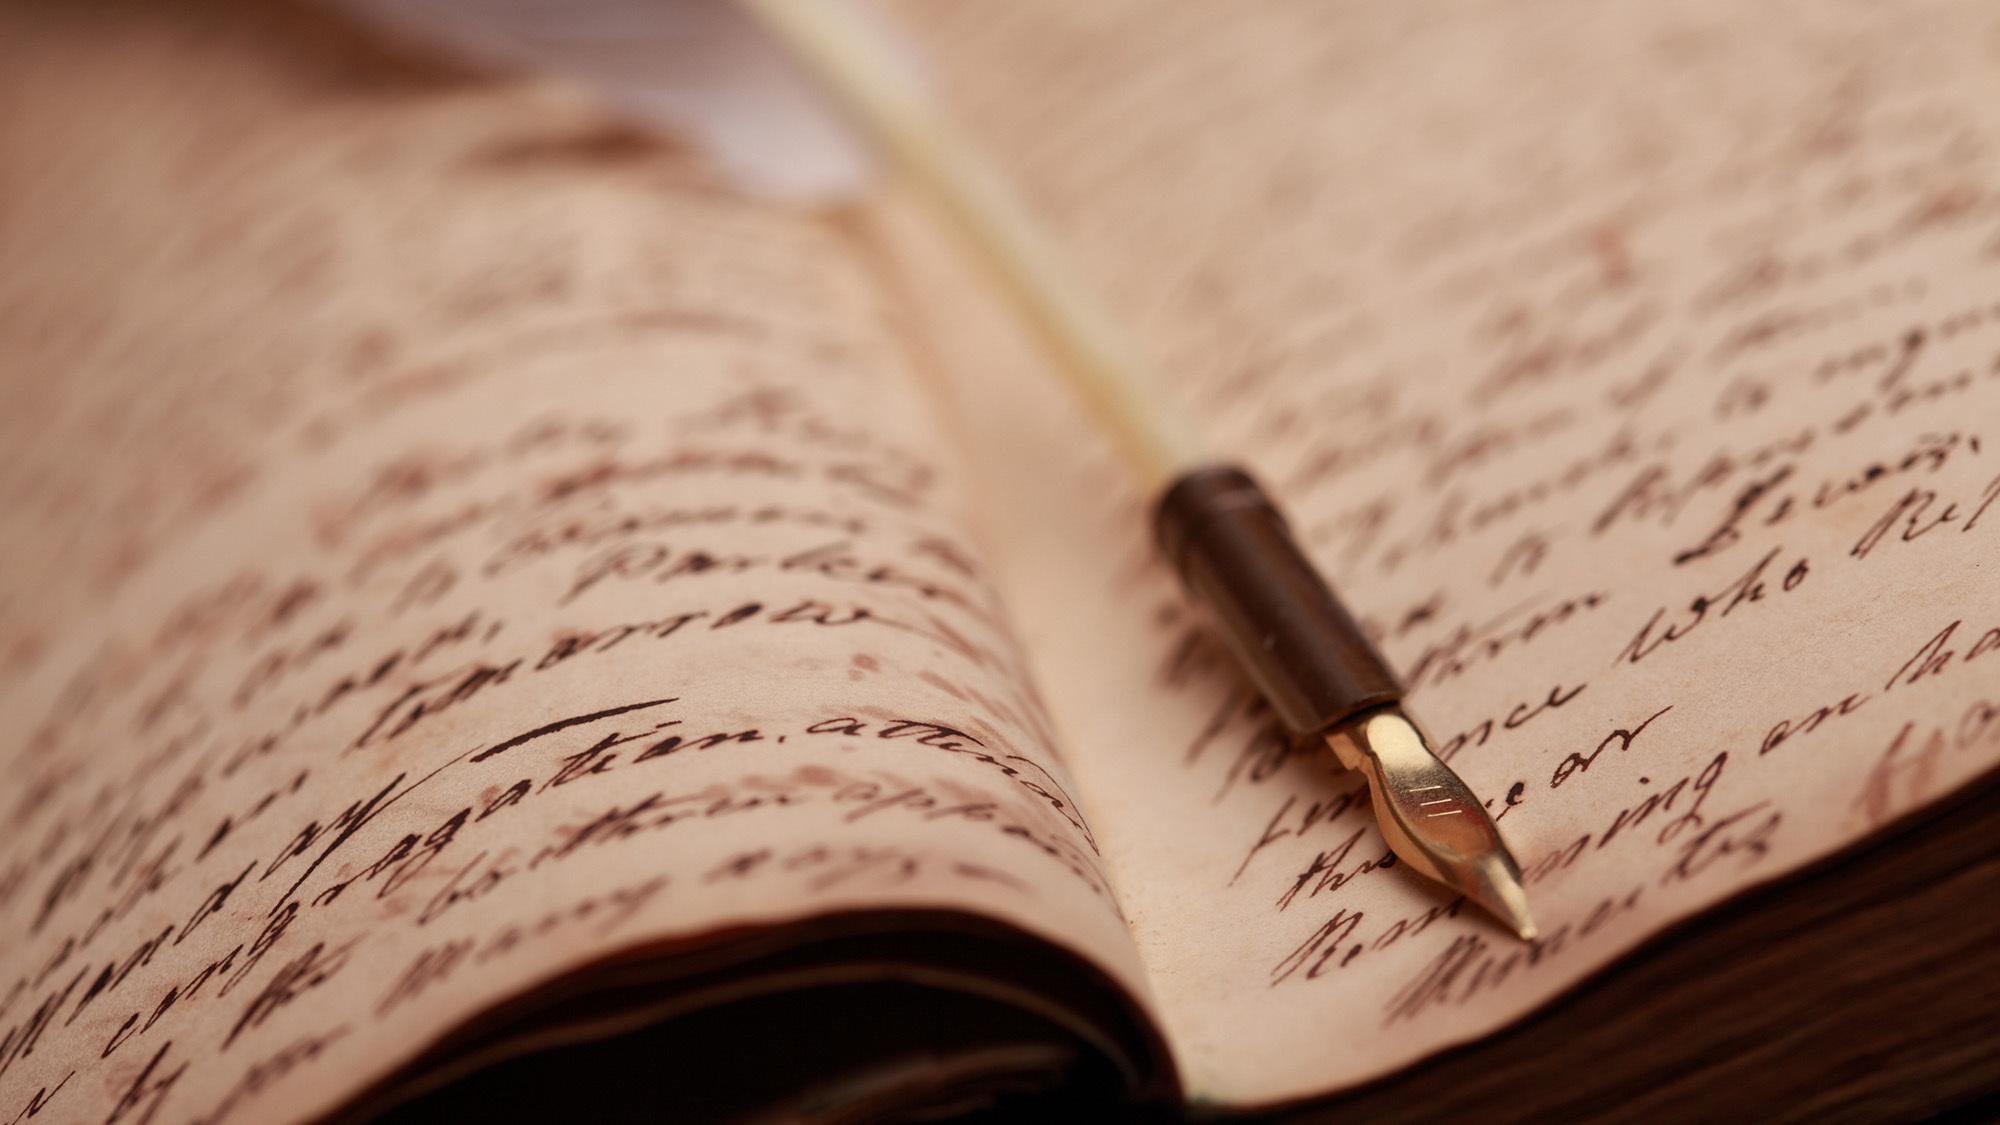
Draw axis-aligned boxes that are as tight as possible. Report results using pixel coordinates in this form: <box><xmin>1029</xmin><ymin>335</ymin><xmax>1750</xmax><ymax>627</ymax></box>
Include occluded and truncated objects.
<box><xmin>321</xmin><ymin>0</ymin><xmax>1536</xmax><ymax>940</ymax></box>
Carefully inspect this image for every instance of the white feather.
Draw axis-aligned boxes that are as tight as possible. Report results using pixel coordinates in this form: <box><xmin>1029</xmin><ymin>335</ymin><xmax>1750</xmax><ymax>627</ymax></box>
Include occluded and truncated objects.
<box><xmin>324</xmin><ymin>0</ymin><xmax>910</xmax><ymax>201</ymax></box>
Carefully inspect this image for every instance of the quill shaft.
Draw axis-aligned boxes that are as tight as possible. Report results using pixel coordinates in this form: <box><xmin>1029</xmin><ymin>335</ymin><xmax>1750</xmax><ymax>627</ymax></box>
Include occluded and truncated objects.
<box><xmin>740</xmin><ymin>0</ymin><xmax>1207</xmax><ymax>491</ymax></box>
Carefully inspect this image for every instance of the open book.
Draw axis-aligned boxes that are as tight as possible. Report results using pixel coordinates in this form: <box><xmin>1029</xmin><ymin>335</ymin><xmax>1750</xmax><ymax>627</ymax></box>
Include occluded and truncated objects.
<box><xmin>4</xmin><ymin>0</ymin><xmax>1998</xmax><ymax>1121</ymax></box>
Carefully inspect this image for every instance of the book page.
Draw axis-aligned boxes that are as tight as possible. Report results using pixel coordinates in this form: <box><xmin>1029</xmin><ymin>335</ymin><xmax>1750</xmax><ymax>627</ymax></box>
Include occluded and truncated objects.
<box><xmin>880</xmin><ymin>0</ymin><xmax>2000</xmax><ymax>1105</ymax></box>
<box><xmin>0</xmin><ymin>4</ymin><xmax>1154</xmax><ymax>1123</ymax></box>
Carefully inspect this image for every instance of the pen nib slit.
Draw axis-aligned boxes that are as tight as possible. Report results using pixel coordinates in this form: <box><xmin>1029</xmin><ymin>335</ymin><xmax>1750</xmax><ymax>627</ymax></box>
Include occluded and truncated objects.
<box><xmin>1326</xmin><ymin>708</ymin><xmax>1537</xmax><ymax>942</ymax></box>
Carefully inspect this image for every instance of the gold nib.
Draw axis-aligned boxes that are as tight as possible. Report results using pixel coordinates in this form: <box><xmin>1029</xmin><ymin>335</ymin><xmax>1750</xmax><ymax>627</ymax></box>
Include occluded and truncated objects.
<box><xmin>1327</xmin><ymin>707</ymin><xmax>1538</xmax><ymax>941</ymax></box>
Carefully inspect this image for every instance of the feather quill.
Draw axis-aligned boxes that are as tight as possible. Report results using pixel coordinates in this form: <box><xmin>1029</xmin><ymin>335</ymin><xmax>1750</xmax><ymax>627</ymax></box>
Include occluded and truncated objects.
<box><xmin>322</xmin><ymin>0</ymin><xmax>906</xmax><ymax>200</ymax></box>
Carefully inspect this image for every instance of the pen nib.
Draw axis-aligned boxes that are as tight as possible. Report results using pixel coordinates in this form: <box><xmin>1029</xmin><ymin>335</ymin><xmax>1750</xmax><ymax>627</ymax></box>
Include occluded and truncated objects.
<box><xmin>1326</xmin><ymin>707</ymin><xmax>1538</xmax><ymax>942</ymax></box>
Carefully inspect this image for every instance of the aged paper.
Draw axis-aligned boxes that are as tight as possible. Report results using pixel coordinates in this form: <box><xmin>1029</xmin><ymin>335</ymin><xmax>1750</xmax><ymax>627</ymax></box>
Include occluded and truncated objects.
<box><xmin>884</xmin><ymin>0</ymin><xmax>2000</xmax><ymax>1105</ymax></box>
<box><xmin>0</xmin><ymin>5</ymin><xmax>1149</xmax><ymax>1123</ymax></box>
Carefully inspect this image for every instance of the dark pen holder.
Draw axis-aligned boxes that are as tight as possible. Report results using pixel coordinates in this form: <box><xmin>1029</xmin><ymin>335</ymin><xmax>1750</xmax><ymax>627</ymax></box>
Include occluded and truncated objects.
<box><xmin>1153</xmin><ymin>464</ymin><xmax>1403</xmax><ymax>735</ymax></box>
